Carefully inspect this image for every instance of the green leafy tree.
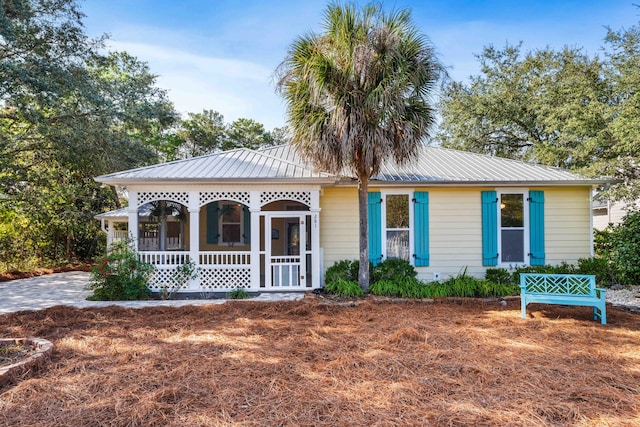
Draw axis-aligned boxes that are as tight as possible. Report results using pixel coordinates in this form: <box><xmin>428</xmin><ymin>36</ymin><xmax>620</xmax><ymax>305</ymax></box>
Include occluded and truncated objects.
<box><xmin>437</xmin><ymin>44</ymin><xmax>610</xmax><ymax>169</ymax></box>
<box><xmin>0</xmin><ymin>0</ymin><xmax>179</xmax><ymax>267</ymax></box>
<box><xmin>223</xmin><ymin>117</ymin><xmax>276</xmax><ymax>151</ymax></box>
<box><xmin>277</xmin><ymin>2</ymin><xmax>443</xmax><ymax>291</ymax></box>
<box><xmin>176</xmin><ymin>109</ymin><xmax>226</xmax><ymax>158</ymax></box>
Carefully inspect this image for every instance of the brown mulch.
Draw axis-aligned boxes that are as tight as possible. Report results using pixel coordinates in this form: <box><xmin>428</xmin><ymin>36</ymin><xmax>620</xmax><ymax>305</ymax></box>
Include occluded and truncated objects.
<box><xmin>1</xmin><ymin>298</ymin><xmax>639</xmax><ymax>426</ymax></box>
<box><xmin>0</xmin><ymin>264</ymin><xmax>93</xmax><ymax>282</ymax></box>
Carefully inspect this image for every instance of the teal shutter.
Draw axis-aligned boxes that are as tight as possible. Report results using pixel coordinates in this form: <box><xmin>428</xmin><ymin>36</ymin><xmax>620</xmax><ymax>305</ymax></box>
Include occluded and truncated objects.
<box><xmin>242</xmin><ymin>205</ymin><xmax>251</xmax><ymax>244</ymax></box>
<box><xmin>481</xmin><ymin>191</ymin><xmax>498</xmax><ymax>266</ymax></box>
<box><xmin>528</xmin><ymin>190</ymin><xmax>545</xmax><ymax>266</ymax></box>
<box><xmin>206</xmin><ymin>202</ymin><xmax>219</xmax><ymax>244</ymax></box>
<box><xmin>413</xmin><ymin>192</ymin><xmax>430</xmax><ymax>267</ymax></box>
<box><xmin>368</xmin><ymin>192</ymin><xmax>383</xmax><ymax>266</ymax></box>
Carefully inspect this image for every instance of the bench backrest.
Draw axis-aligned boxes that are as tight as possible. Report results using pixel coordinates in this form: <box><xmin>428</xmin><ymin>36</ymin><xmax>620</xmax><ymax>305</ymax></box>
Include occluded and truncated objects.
<box><xmin>520</xmin><ymin>273</ymin><xmax>596</xmax><ymax>296</ymax></box>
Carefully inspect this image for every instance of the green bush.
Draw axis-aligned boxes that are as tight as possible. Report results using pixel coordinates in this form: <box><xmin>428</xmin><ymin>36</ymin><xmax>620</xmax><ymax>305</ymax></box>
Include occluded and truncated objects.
<box><xmin>324</xmin><ymin>260</ymin><xmax>360</xmax><ymax>284</ymax></box>
<box><xmin>371</xmin><ymin>258</ymin><xmax>417</xmax><ymax>283</ymax></box>
<box><xmin>325</xmin><ymin>279</ymin><xmax>364</xmax><ymax>297</ymax></box>
<box><xmin>369</xmin><ymin>277</ymin><xmax>428</xmax><ymax>298</ymax></box>
<box><xmin>576</xmin><ymin>257</ymin><xmax>617</xmax><ymax>287</ymax></box>
<box><xmin>88</xmin><ymin>239</ymin><xmax>154</xmax><ymax>301</ymax></box>
<box><xmin>485</xmin><ymin>268</ymin><xmax>513</xmax><ymax>285</ymax></box>
<box><xmin>227</xmin><ymin>288</ymin><xmax>250</xmax><ymax>299</ymax></box>
<box><xmin>611</xmin><ymin>210</ymin><xmax>640</xmax><ymax>286</ymax></box>
<box><xmin>423</xmin><ymin>272</ymin><xmax>519</xmax><ymax>298</ymax></box>
<box><xmin>594</xmin><ymin>227</ymin><xmax>614</xmax><ymax>259</ymax></box>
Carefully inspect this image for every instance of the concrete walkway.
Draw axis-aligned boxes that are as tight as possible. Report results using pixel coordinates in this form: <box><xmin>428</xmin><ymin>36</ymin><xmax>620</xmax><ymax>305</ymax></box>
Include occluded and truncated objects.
<box><xmin>0</xmin><ymin>271</ymin><xmax>304</xmax><ymax>314</ymax></box>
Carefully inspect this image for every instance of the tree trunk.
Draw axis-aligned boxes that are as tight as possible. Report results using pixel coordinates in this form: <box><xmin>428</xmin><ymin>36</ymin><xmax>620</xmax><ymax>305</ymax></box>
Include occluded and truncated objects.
<box><xmin>358</xmin><ymin>177</ymin><xmax>370</xmax><ymax>292</ymax></box>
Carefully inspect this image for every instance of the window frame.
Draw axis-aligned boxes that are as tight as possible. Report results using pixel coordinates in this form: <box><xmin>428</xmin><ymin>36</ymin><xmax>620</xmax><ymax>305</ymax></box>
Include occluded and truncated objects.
<box><xmin>218</xmin><ymin>202</ymin><xmax>244</xmax><ymax>245</ymax></box>
<box><xmin>496</xmin><ymin>188</ymin><xmax>530</xmax><ymax>267</ymax></box>
<box><xmin>381</xmin><ymin>190</ymin><xmax>414</xmax><ymax>265</ymax></box>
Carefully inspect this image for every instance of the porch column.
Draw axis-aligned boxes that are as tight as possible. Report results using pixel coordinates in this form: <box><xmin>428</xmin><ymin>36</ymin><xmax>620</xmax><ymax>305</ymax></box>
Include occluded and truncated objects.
<box><xmin>249</xmin><ymin>191</ymin><xmax>261</xmax><ymax>290</ymax></box>
<box><xmin>188</xmin><ymin>191</ymin><xmax>200</xmax><ymax>289</ymax></box>
<box><xmin>310</xmin><ymin>190</ymin><xmax>321</xmax><ymax>289</ymax></box>
<box><xmin>128</xmin><ymin>191</ymin><xmax>139</xmax><ymax>251</ymax></box>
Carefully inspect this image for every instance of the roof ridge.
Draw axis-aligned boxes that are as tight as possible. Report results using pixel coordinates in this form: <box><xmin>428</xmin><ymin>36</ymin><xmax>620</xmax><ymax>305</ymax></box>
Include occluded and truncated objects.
<box><xmin>251</xmin><ymin>145</ymin><xmax>335</xmax><ymax>177</ymax></box>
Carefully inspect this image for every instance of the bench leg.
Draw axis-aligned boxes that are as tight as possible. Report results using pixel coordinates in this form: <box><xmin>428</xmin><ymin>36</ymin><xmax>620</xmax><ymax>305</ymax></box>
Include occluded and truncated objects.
<box><xmin>521</xmin><ymin>299</ymin><xmax>527</xmax><ymax>319</ymax></box>
<box><xmin>593</xmin><ymin>306</ymin><xmax>607</xmax><ymax>325</ymax></box>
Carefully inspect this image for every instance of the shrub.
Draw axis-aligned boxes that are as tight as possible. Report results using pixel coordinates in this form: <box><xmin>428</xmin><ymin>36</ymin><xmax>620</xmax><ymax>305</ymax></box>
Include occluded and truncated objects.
<box><xmin>371</xmin><ymin>258</ymin><xmax>417</xmax><ymax>283</ymax></box>
<box><xmin>594</xmin><ymin>227</ymin><xmax>614</xmax><ymax>260</ymax></box>
<box><xmin>324</xmin><ymin>260</ymin><xmax>359</xmax><ymax>285</ymax></box>
<box><xmin>369</xmin><ymin>277</ymin><xmax>428</xmax><ymax>298</ymax></box>
<box><xmin>511</xmin><ymin>262</ymin><xmax>576</xmax><ymax>284</ymax></box>
<box><xmin>485</xmin><ymin>268</ymin><xmax>513</xmax><ymax>285</ymax></box>
<box><xmin>611</xmin><ymin>210</ymin><xmax>640</xmax><ymax>286</ymax></box>
<box><xmin>424</xmin><ymin>271</ymin><xmax>519</xmax><ymax>298</ymax></box>
<box><xmin>161</xmin><ymin>259</ymin><xmax>199</xmax><ymax>300</ymax></box>
<box><xmin>227</xmin><ymin>288</ymin><xmax>250</xmax><ymax>299</ymax></box>
<box><xmin>576</xmin><ymin>256</ymin><xmax>617</xmax><ymax>288</ymax></box>
<box><xmin>324</xmin><ymin>279</ymin><xmax>364</xmax><ymax>297</ymax></box>
<box><xmin>88</xmin><ymin>239</ymin><xmax>154</xmax><ymax>301</ymax></box>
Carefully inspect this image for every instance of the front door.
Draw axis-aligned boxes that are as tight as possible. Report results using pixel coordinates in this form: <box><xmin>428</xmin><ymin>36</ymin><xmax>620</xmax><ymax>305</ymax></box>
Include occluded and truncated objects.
<box><xmin>264</xmin><ymin>214</ymin><xmax>311</xmax><ymax>288</ymax></box>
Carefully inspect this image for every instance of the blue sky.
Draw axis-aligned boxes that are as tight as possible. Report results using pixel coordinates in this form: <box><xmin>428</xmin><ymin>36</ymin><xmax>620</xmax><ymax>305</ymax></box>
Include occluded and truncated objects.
<box><xmin>81</xmin><ymin>0</ymin><xmax>639</xmax><ymax>130</ymax></box>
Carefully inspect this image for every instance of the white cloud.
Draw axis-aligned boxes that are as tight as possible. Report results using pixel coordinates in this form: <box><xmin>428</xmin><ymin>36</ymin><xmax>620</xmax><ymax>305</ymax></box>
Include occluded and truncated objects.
<box><xmin>106</xmin><ymin>40</ymin><xmax>286</xmax><ymax>129</ymax></box>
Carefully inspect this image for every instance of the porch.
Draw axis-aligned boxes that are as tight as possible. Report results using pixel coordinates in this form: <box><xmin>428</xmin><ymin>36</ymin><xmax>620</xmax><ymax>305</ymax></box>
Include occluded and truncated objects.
<box><xmin>99</xmin><ymin>188</ymin><xmax>322</xmax><ymax>293</ymax></box>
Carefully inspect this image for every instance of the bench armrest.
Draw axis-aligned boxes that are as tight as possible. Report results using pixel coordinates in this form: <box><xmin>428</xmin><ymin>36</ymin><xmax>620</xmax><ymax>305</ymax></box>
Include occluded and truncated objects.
<box><xmin>595</xmin><ymin>288</ymin><xmax>606</xmax><ymax>298</ymax></box>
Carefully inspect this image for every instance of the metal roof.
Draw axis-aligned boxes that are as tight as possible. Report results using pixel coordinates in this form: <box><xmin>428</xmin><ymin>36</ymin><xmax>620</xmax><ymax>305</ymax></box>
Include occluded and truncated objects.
<box><xmin>261</xmin><ymin>144</ymin><xmax>606</xmax><ymax>185</ymax></box>
<box><xmin>94</xmin><ymin>207</ymin><xmax>128</xmax><ymax>220</ymax></box>
<box><xmin>95</xmin><ymin>148</ymin><xmax>334</xmax><ymax>184</ymax></box>
<box><xmin>95</xmin><ymin>144</ymin><xmax>608</xmax><ymax>186</ymax></box>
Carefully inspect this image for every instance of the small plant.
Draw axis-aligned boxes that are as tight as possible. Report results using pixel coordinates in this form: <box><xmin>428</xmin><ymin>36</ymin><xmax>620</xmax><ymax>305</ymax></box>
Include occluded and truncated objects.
<box><xmin>161</xmin><ymin>259</ymin><xmax>199</xmax><ymax>300</ymax></box>
<box><xmin>227</xmin><ymin>288</ymin><xmax>250</xmax><ymax>299</ymax></box>
<box><xmin>324</xmin><ymin>260</ymin><xmax>360</xmax><ymax>284</ymax></box>
<box><xmin>87</xmin><ymin>239</ymin><xmax>154</xmax><ymax>301</ymax></box>
<box><xmin>485</xmin><ymin>268</ymin><xmax>513</xmax><ymax>285</ymax></box>
<box><xmin>324</xmin><ymin>279</ymin><xmax>364</xmax><ymax>297</ymax></box>
<box><xmin>369</xmin><ymin>277</ymin><xmax>428</xmax><ymax>298</ymax></box>
<box><xmin>424</xmin><ymin>269</ymin><xmax>519</xmax><ymax>298</ymax></box>
<box><xmin>371</xmin><ymin>258</ymin><xmax>417</xmax><ymax>283</ymax></box>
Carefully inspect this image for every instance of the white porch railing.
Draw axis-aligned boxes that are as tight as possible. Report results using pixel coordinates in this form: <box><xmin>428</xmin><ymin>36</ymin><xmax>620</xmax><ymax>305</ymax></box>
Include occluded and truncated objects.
<box><xmin>138</xmin><ymin>236</ymin><xmax>183</xmax><ymax>251</ymax></box>
<box><xmin>139</xmin><ymin>250</ymin><xmax>252</xmax><ymax>291</ymax></box>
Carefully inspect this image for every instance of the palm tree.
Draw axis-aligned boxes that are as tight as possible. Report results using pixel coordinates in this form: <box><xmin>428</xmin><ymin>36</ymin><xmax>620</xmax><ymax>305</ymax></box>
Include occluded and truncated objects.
<box><xmin>276</xmin><ymin>2</ymin><xmax>443</xmax><ymax>291</ymax></box>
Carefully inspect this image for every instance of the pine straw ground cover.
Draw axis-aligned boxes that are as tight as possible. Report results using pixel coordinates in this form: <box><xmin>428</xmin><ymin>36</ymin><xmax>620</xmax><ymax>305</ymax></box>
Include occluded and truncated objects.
<box><xmin>0</xmin><ymin>298</ymin><xmax>639</xmax><ymax>426</ymax></box>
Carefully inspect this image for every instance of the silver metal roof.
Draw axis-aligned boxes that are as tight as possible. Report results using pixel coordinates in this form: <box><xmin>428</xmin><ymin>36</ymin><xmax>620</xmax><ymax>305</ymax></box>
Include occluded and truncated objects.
<box><xmin>94</xmin><ymin>207</ymin><xmax>128</xmax><ymax>220</ymax></box>
<box><xmin>261</xmin><ymin>144</ymin><xmax>605</xmax><ymax>185</ymax></box>
<box><xmin>95</xmin><ymin>148</ymin><xmax>334</xmax><ymax>184</ymax></box>
<box><xmin>96</xmin><ymin>144</ymin><xmax>607</xmax><ymax>186</ymax></box>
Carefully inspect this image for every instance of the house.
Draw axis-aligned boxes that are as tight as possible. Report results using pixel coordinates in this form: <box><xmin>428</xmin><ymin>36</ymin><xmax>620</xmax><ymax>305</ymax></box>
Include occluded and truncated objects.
<box><xmin>94</xmin><ymin>144</ymin><xmax>609</xmax><ymax>293</ymax></box>
<box><xmin>592</xmin><ymin>198</ymin><xmax>636</xmax><ymax>230</ymax></box>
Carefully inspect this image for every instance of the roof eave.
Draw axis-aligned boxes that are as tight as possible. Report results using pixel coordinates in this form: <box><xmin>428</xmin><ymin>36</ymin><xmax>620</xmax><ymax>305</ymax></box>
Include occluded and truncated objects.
<box><xmin>335</xmin><ymin>178</ymin><xmax>614</xmax><ymax>187</ymax></box>
<box><xmin>94</xmin><ymin>177</ymin><xmax>340</xmax><ymax>186</ymax></box>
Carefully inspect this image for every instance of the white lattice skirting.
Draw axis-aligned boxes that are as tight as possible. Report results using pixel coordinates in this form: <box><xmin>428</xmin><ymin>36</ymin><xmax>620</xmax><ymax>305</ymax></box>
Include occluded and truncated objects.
<box><xmin>146</xmin><ymin>266</ymin><xmax>251</xmax><ymax>291</ymax></box>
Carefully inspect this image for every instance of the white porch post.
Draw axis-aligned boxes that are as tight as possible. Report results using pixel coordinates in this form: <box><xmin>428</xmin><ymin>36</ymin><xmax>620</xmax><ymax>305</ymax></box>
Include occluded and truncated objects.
<box><xmin>188</xmin><ymin>191</ymin><xmax>200</xmax><ymax>289</ymax></box>
<box><xmin>249</xmin><ymin>191</ymin><xmax>261</xmax><ymax>290</ymax></box>
<box><xmin>310</xmin><ymin>190</ymin><xmax>321</xmax><ymax>289</ymax></box>
<box><xmin>128</xmin><ymin>191</ymin><xmax>139</xmax><ymax>251</ymax></box>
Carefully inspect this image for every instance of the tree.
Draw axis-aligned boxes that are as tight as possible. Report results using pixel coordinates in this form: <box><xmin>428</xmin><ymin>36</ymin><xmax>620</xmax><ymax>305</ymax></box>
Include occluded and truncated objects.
<box><xmin>437</xmin><ymin>44</ymin><xmax>610</xmax><ymax>169</ymax></box>
<box><xmin>177</xmin><ymin>109</ymin><xmax>226</xmax><ymax>158</ymax></box>
<box><xmin>223</xmin><ymin>117</ymin><xmax>275</xmax><ymax>151</ymax></box>
<box><xmin>0</xmin><ymin>0</ymin><xmax>179</xmax><ymax>266</ymax></box>
<box><xmin>277</xmin><ymin>2</ymin><xmax>443</xmax><ymax>291</ymax></box>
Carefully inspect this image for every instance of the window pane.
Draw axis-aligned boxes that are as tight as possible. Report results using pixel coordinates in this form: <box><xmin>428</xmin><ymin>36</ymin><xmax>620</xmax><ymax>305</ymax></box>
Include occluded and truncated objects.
<box><xmin>222</xmin><ymin>224</ymin><xmax>241</xmax><ymax>243</ymax></box>
<box><xmin>501</xmin><ymin>229</ymin><xmax>524</xmax><ymax>263</ymax></box>
<box><xmin>501</xmin><ymin>194</ymin><xmax>523</xmax><ymax>227</ymax></box>
<box><xmin>386</xmin><ymin>230</ymin><xmax>409</xmax><ymax>260</ymax></box>
<box><xmin>386</xmin><ymin>195</ymin><xmax>409</xmax><ymax>228</ymax></box>
<box><xmin>222</xmin><ymin>204</ymin><xmax>241</xmax><ymax>222</ymax></box>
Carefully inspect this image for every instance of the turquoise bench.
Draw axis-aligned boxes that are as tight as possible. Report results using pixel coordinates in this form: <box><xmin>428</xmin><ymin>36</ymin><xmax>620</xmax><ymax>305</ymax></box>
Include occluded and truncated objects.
<box><xmin>520</xmin><ymin>273</ymin><xmax>606</xmax><ymax>324</ymax></box>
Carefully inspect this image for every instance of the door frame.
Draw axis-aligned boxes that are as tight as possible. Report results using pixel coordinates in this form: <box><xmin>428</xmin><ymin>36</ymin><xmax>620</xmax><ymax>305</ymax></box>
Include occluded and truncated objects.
<box><xmin>262</xmin><ymin>212</ymin><xmax>309</xmax><ymax>289</ymax></box>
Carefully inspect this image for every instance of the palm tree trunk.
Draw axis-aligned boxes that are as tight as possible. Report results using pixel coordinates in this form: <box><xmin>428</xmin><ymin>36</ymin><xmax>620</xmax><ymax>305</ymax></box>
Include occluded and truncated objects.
<box><xmin>358</xmin><ymin>177</ymin><xmax>370</xmax><ymax>292</ymax></box>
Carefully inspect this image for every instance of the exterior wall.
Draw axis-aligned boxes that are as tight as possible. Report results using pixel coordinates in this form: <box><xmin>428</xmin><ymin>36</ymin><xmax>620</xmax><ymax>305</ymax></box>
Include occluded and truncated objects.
<box><xmin>593</xmin><ymin>200</ymin><xmax>632</xmax><ymax>230</ymax></box>
<box><xmin>319</xmin><ymin>187</ymin><xmax>359</xmax><ymax>271</ymax></box>
<box><xmin>425</xmin><ymin>188</ymin><xmax>486</xmax><ymax>281</ymax></box>
<box><xmin>544</xmin><ymin>186</ymin><xmax>592</xmax><ymax>264</ymax></box>
<box><xmin>318</xmin><ymin>185</ymin><xmax>594</xmax><ymax>283</ymax></box>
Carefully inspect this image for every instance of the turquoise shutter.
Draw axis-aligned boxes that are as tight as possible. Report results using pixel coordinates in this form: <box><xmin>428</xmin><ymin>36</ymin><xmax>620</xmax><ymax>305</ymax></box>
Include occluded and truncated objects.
<box><xmin>206</xmin><ymin>202</ymin><xmax>219</xmax><ymax>244</ymax></box>
<box><xmin>481</xmin><ymin>191</ymin><xmax>498</xmax><ymax>266</ymax></box>
<box><xmin>413</xmin><ymin>192</ymin><xmax>430</xmax><ymax>267</ymax></box>
<box><xmin>242</xmin><ymin>205</ymin><xmax>251</xmax><ymax>244</ymax></box>
<box><xmin>529</xmin><ymin>190</ymin><xmax>545</xmax><ymax>266</ymax></box>
<box><xmin>368</xmin><ymin>192</ymin><xmax>383</xmax><ymax>266</ymax></box>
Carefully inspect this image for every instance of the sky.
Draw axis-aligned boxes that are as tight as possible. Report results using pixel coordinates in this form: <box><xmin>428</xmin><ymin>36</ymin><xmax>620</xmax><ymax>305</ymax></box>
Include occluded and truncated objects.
<box><xmin>81</xmin><ymin>0</ymin><xmax>640</xmax><ymax>130</ymax></box>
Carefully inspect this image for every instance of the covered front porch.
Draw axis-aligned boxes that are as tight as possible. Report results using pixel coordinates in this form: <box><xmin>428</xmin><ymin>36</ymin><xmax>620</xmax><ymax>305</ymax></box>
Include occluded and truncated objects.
<box><xmin>100</xmin><ymin>188</ymin><xmax>322</xmax><ymax>293</ymax></box>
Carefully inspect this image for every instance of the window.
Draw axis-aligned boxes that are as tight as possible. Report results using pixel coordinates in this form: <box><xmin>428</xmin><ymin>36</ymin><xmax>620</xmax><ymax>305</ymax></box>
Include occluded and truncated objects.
<box><xmin>384</xmin><ymin>194</ymin><xmax>410</xmax><ymax>261</ymax></box>
<box><xmin>499</xmin><ymin>193</ymin><xmax>526</xmax><ymax>263</ymax></box>
<box><xmin>219</xmin><ymin>203</ymin><xmax>243</xmax><ymax>244</ymax></box>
